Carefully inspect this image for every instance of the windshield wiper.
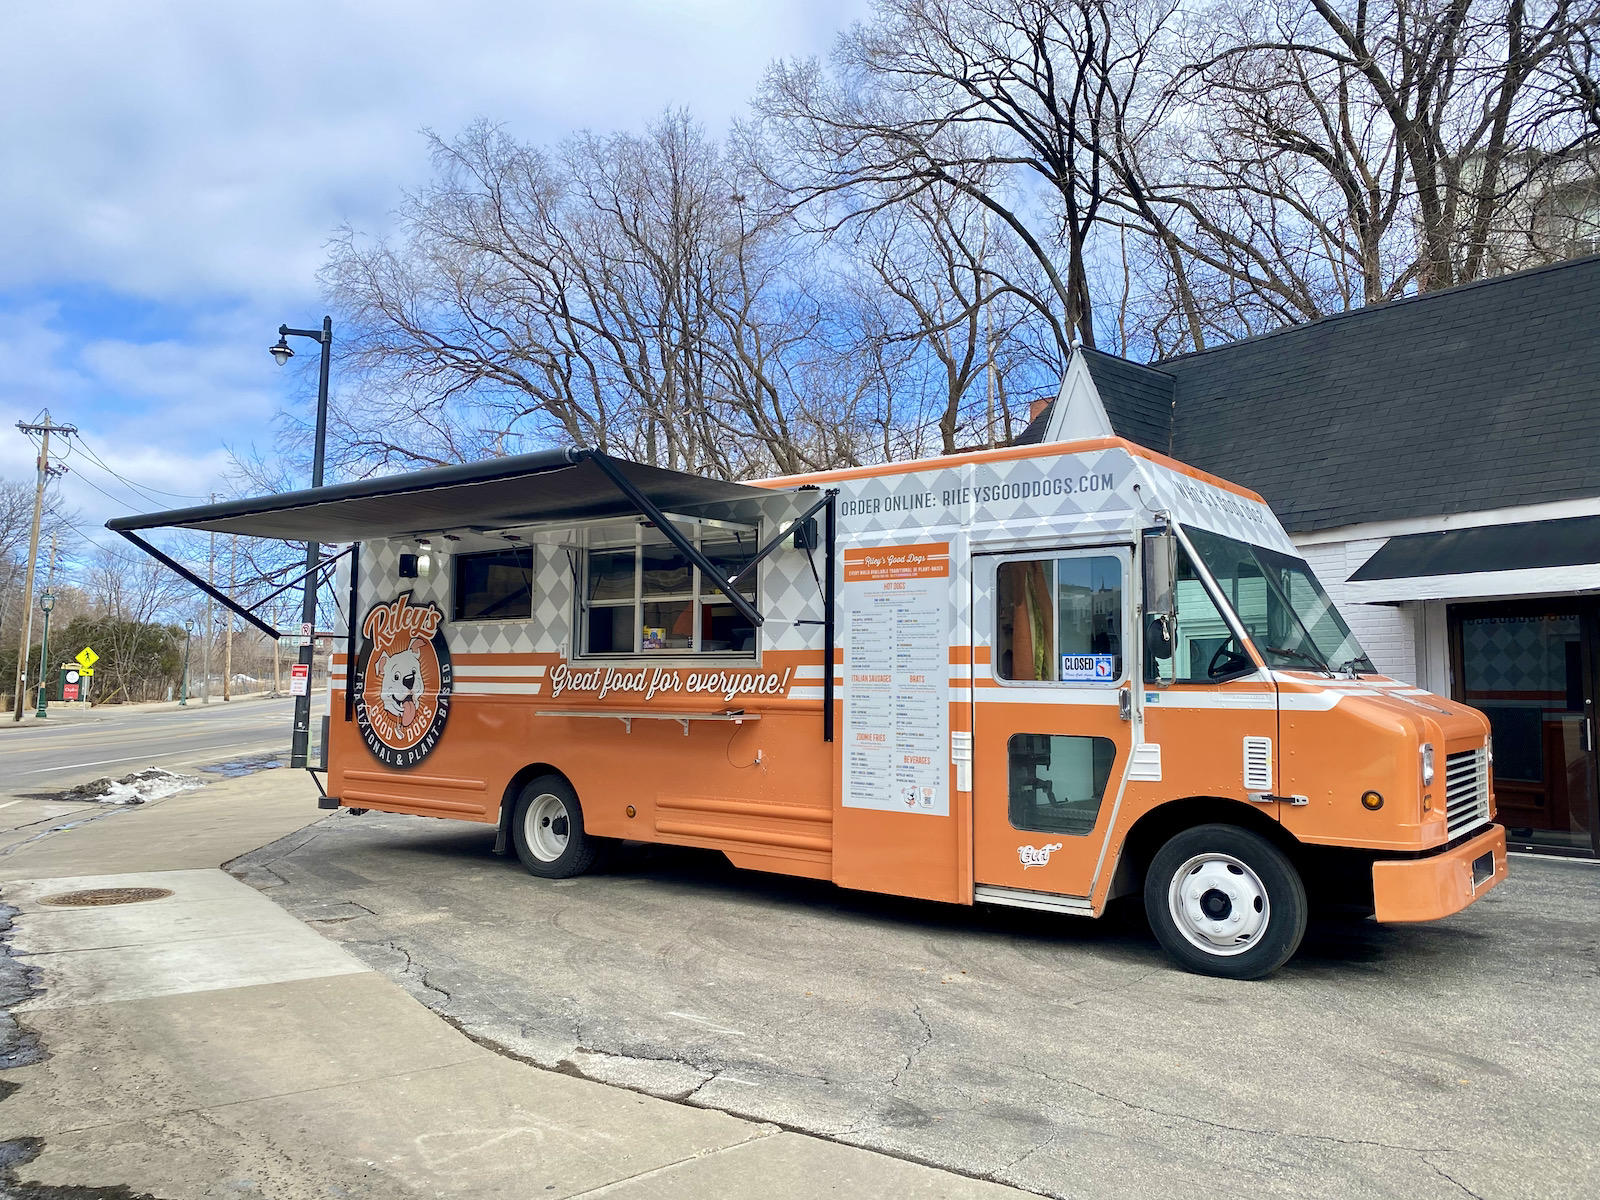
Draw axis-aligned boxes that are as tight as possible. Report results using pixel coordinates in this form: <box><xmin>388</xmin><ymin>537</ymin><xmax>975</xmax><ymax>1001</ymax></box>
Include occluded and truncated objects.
<box><xmin>1335</xmin><ymin>655</ymin><xmax>1376</xmax><ymax>677</ymax></box>
<box><xmin>1265</xmin><ymin>645</ymin><xmax>1333</xmax><ymax>675</ymax></box>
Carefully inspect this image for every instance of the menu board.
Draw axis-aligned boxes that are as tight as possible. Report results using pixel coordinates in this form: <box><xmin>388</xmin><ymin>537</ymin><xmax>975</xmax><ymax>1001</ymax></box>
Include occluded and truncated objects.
<box><xmin>842</xmin><ymin>542</ymin><xmax>950</xmax><ymax>815</ymax></box>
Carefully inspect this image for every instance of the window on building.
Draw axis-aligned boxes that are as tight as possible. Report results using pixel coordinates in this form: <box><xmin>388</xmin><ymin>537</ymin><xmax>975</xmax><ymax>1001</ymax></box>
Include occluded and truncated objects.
<box><xmin>996</xmin><ymin>555</ymin><xmax>1124</xmax><ymax>683</ymax></box>
<box><xmin>454</xmin><ymin>547</ymin><xmax>534</xmax><ymax>621</ymax></box>
<box><xmin>582</xmin><ymin>526</ymin><xmax>757</xmax><ymax>656</ymax></box>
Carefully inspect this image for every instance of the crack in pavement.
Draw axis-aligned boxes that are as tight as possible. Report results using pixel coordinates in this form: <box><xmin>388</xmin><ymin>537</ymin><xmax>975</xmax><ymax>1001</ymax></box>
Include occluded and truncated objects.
<box><xmin>1424</xmin><ymin>1156</ymin><xmax>1487</xmax><ymax>1200</ymax></box>
<box><xmin>387</xmin><ymin>941</ymin><xmax>453</xmax><ymax>1007</ymax></box>
<box><xmin>1023</xmin><ymin>1061</ymin><xmax>1452</xmax><ymax>1155</ymax></box>
<box><xmin>889</xmin><ymin>1000</ymin><xmax>933</xmax><ymax>1090</ymax></box>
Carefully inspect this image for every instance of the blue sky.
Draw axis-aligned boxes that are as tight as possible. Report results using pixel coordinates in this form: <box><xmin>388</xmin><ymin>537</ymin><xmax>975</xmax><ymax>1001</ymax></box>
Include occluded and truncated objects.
<box><xmin>1</xmin><ymin>0</ymin><xmax>866</xmax><ymax>542</ymax></box>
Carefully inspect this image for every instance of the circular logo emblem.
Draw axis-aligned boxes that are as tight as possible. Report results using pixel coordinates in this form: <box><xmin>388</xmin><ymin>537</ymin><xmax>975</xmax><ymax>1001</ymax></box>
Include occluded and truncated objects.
<box><xmin>353</xmin><ymin>592</ymin><xmax>452</xmax><ymax>768</ymax></box>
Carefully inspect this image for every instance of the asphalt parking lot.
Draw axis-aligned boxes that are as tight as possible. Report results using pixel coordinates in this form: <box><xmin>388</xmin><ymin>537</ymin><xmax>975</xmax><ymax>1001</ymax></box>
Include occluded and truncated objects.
<box><xmin>233</xmin><ymin>813</ymin><xmax>1600</xmax><ymax>1200</ymax></box>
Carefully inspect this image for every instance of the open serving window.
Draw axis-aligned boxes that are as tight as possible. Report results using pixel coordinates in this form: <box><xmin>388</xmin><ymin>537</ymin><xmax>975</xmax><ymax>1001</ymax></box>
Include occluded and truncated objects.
<box><xmin>579</xmin><ymin>518</ymin><xmax>760</xmax><ymax>657</ymax></box>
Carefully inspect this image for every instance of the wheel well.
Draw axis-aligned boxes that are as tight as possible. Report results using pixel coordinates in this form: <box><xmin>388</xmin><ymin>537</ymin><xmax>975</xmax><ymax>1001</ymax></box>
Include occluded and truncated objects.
<box><xmin>495</xmin><ymin>763</ymin><xmax>570</xmax><ymax>852</ymax></box>
<box><xmin>1110</xmin><ymin>797</ymin><xmax>1300</xmax><ymax>901</ymax></box>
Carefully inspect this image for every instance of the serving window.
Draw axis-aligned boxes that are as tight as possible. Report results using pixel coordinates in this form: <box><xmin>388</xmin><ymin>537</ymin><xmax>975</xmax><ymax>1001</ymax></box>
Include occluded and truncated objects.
<box><xmin>454</xmin><ymin>547</ymin><xmax>534</xmax><ymax>621</ymax></box>
<box><xmin>581</xmin><ymin>523</ymin><xmax>757</xmax><ymax>656</ymax></box>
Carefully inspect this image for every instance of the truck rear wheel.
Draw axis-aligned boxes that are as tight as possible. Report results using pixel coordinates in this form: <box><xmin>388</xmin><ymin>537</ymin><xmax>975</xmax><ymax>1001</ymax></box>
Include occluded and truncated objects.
<box><xmin>511</xmin><ymin>776</ymin><xmax>600</xmax><ymax>879</ymax></box>
<box><xmin>1145</xmin><ymin>824</ymin><xmax>1306</xmax><ymax>980</ymax></box>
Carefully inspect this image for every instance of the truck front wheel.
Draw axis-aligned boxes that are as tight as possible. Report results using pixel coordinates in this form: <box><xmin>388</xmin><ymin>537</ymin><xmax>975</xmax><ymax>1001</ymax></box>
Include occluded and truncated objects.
<box><xmin>511</xmin><ymin>775</ymin><xmax>600</xmax><ymax>879</ymax></box>
<box><xmin>1145</xmin><ymin>824</ymin><xmax>1307</xmax><ymax>980</ymax></box>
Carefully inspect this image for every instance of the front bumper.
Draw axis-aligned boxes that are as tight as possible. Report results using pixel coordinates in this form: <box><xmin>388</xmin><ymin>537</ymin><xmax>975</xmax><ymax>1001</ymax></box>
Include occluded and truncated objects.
<box><xmin>1371</xmin><ymin>824</ymin><xmax>1507</xmax><ymax>923</ymax></box>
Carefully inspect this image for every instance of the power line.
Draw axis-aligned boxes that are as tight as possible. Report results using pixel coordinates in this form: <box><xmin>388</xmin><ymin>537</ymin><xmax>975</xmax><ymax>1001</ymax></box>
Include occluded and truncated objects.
<box><xmin>70</xmin><ymin>434</ymin><xmax>209</xmax><ymax>504</ymax></box>
<box><xmin>62</xmin><ymin>466</ymin><xmax>144</xmax><ymax>515</ymax></box>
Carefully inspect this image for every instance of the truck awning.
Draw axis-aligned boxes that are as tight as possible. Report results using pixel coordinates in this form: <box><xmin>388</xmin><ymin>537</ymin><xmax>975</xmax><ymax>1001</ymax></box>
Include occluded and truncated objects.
<box><xmin>106</xmin><ymin>446</ymin><xmax>836</xmax><ymax>687</ymax></box>
<box><xmin>105</xmin><ymin>447</ymin><xmax>782</xmax><ymax>541</ymax></box>
<box><xmin>1344</xmin><ymin>514</ymin><xmax>1600</xmax><ymax>602</ymax></box>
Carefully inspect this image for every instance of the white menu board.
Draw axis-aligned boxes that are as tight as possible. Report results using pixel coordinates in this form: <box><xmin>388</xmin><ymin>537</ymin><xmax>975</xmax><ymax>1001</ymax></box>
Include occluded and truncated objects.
<box><xmin>842</xmin><ymin>542</ymin><xmax>950</xmax><ymax>815</ymax></box>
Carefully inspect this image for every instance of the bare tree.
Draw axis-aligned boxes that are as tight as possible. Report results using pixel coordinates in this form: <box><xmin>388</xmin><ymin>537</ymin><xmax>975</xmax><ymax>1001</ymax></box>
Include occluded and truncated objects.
<box><xmin>842</xmin><ymin>184</ymin><xmax>1059</xmax><ymax>451</ymax></box>
<box><xmin>322</xmin><ymin>113</ymin><xmax>876</xmax><ymax>479</ymax></box>
<box><xmin>755</xmin><ymin>0</ymin><xmax>1171</xmax><ymax>353</ymax></box>
<box><xmin>1121</xmin><ymin>0</ymin><xmax>1600</xmax><ymax>344</ymax></box>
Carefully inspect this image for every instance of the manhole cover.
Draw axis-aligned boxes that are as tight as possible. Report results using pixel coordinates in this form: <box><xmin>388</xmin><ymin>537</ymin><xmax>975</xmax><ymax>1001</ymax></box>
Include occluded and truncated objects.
<box><xmin>38</xmin><ymin>887</ymin><xmax>174</xmax><ymax>907</ymax></box>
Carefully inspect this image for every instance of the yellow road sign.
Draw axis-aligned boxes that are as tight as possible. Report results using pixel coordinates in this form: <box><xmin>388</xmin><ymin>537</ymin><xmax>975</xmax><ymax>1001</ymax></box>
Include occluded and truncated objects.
<box><xmin>79</xmin><ymin>667</ymin><xmax>94</xmax><ymax>677</ymax></box>
<box><xmin>76</xmin><ymin>646</ymin><xmax>98</xmax><ymax>669</ymax></box>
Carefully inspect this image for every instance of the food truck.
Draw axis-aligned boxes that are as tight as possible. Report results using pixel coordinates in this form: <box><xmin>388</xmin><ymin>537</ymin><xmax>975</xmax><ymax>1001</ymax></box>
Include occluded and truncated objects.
<box><xmin>110</xmin><ymin>434</ymin><xmax>1507</xmax><ymax>979</ymax></box>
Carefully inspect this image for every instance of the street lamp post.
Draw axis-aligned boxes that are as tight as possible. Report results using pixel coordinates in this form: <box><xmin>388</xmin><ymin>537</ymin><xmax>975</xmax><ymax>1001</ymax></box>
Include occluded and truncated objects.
<box><xmin>180</xmin><ymin>618</ymin><xmax>194</xmax><ymax>706</ymax></box>
<box><xmin>270</xmin><ymin>317</ymin><xmax>332</xmax><ymax>769</ymax></box>
<box><xmin>34</xmin><ymin>591</ymin><xmax>54</xmax><ymax>718</ymax></box>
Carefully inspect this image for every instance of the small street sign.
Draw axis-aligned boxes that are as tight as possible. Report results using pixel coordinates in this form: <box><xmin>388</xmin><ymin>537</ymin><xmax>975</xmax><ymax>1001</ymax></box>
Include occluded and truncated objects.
<box><xmin>75</xmin><ymin>646</ymin><xmax>99</xmax><ymax>669</ymax></box>
<box><xmin>290</xmin><ymin>663</ymin><xmax>310</xmax><ymax>697</ymax></box>
<box><xmin>79</xmin><ymin>667</ymin><xmax>93</xmax><ymax>677</ymax></box>
<box><xmin>300</xmin><ymin>622</ymin><xmax>313</xmax><ymax>639</ymax></box>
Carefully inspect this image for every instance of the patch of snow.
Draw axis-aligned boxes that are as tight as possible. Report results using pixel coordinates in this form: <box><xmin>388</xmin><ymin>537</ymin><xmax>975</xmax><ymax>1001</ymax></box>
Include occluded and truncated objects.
<box><xmin>61</xmin><ymin>768</ymin><xmax>205</xmax><ymax>806</ymax></box>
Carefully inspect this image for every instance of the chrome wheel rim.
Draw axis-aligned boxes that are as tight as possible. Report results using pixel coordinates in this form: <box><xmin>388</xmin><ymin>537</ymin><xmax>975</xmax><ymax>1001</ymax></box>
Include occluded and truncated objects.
<box><xmin>525</xmin><ymin>793</ymin><xmax>571</xmax><ymax>862</ymax></box>
<box><xmin>1168</xmin><ymin>852</ymin><xmax>1270</xmax><ymax>957</ymax></box>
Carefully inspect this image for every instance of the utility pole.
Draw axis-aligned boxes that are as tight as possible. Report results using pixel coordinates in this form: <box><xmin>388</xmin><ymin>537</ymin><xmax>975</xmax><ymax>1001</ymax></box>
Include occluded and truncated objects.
<box><xmin>203</xmin><ymin>495</ymin><xmax>216</xmax><ymax>704</ymax></box>
<box><xmin>12</xmin><ymin>413</ymin><xmax>76</xmax><ymax>721</ymax></box>
<box><xmin>222</xmin><ymin>534</ymin><xmax>236</xmax><ymax>700</ymax></box>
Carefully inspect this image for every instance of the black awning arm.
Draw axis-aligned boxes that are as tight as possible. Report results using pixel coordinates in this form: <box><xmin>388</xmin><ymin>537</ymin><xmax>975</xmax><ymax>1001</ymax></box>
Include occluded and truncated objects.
<box><xmin>345</xmin><ymin>541</ymin><xmax>360</xmax><ymax>723</ymax></box>
<box><xmin>247</xmin><ymin>549</ymin><xmax>353</xmax><ymax>616</ymax></box>
<box><xmin>823</xmin><ymin>489</ymin><xmax>836</xmax><ymax>743</ymax></box>
<box><xmin>578</xmin><ymin>449</ymin><xmax>767</xmax><ymax>628</ymax></box>
<box><xmin>727</xmin><ymin>488</ymin><xmax>836</xmax><ymax>590</ymax></box>
<box><xmin>115</xmin><ymin>530</ymin><xmax>352</xmax><ymax>642</ymax></box>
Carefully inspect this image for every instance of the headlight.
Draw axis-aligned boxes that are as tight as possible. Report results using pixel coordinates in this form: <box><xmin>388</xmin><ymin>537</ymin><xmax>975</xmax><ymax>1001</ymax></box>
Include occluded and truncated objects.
<box><xmin>1421</xmin><ymin>743</ymin><xmax>1435</xmax><ymax>787</ymax></box>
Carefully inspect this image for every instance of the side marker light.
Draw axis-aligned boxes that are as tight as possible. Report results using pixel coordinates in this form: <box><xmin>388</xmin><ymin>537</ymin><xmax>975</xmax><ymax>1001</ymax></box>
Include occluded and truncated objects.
<box><xmin>1361</xmin><ymin>791</ymin><xmax>1384</xmax><ymax>811</ymax></box>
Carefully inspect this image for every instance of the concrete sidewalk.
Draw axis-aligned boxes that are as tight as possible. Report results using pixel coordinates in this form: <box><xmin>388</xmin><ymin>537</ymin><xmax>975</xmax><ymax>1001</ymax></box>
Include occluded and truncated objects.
<box><xmin>0</xmin><ymin>773</ymin><xmax>1028</xmax><ymax>1198</ymax></box>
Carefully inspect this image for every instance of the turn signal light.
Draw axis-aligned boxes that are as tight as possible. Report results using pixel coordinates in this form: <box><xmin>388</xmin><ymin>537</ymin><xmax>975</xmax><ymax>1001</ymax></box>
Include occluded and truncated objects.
<box><xmin>1361</xmin><ymin>790</ymin><xmax>1384</xmax><ymax>811</ymax></box>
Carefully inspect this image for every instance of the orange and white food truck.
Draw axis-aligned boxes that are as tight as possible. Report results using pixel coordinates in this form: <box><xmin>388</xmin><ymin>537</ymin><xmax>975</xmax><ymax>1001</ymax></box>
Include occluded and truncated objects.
<box><xmin>111</xmin><ymin>435</ymin><xmax>1507</xmax><ymax>978</ymax></box>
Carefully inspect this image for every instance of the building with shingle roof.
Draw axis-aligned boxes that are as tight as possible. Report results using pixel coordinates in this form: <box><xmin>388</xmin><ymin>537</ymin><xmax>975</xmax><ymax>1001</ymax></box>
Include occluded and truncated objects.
<box><xmin>1018</xmin><ymin>254</ymin><xmax>1600</xmax><ymax>856</ymax></box>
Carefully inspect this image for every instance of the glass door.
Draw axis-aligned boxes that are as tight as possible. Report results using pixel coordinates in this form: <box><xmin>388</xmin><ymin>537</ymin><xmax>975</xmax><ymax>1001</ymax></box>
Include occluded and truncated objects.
<box><xmin>972</xmin><ymin>548</ymin><xmax>1133</xmax><ymax>894</ymax></box>
<box><xmin>1449</xmin><ymin>599</ymin><xmax>1599</xmax><ymax>856</ymax></box>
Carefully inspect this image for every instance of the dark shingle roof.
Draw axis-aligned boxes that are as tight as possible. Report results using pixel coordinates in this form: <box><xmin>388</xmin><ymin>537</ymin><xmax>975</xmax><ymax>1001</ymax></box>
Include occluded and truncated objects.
<box><xmin>1025</xmin><ymin>255</ymin><xmax>1600</xmax><ymax>534</ymax></box>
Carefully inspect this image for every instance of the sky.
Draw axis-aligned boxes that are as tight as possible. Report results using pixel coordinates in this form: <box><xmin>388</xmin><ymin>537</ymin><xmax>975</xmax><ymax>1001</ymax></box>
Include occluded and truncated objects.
<box><xmin>0</xmin><ymin>0</ymin><xmax>867</xmax><ymax>553</ymax></box>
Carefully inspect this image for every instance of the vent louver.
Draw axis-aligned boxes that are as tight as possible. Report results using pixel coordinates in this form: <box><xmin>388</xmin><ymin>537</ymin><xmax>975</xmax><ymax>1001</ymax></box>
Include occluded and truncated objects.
<box><xmin>1243</xmin><ymin>737</ymin><xmax>1273</xmax><ymax>792</ymax></box>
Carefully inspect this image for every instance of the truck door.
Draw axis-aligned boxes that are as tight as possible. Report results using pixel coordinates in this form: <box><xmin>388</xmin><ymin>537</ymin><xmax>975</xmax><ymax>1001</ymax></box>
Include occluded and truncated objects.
<box><xmin>972</xmin><ymin>547</ymin><xmax>1134</xmax><ymax>897</ymax></box>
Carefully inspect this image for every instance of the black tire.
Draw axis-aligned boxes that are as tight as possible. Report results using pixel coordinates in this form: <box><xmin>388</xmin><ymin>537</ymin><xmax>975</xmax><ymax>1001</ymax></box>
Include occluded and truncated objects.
<box><xmin>1144</xmin><ymin>824</ymin><xmax>1307</xmax><ymax>980</ymax></box>
<box><xmin>510</xmin><ymin>775</ymin><xmax>600</xmax><ymax>879</ymax></box>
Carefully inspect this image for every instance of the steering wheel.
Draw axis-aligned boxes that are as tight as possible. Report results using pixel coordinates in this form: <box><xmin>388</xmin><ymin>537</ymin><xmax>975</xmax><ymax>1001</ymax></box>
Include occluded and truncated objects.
<box><xmin>1206</xmin><ymin>637</ymin><xmax>1254</xmax><ymax>680</ymax></box>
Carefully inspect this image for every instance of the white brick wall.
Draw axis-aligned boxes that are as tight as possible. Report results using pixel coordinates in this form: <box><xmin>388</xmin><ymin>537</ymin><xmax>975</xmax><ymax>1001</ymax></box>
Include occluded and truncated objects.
<box><xmin>1295</xmin><ymin>538</ymin><xmax>1418</xmax><ymax>683</ymax></box>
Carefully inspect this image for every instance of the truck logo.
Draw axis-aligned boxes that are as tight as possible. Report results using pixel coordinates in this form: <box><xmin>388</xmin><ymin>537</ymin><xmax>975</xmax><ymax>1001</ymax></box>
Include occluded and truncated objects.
<box><xmin>354</xmin><ymin>592</ymin><xmax>453</xmax><ymax>768</ymax></box>
<box><xmin>1018</xmin><ymin>842</ymin><xmax>1064</xmax><ymax>868</ymax></box>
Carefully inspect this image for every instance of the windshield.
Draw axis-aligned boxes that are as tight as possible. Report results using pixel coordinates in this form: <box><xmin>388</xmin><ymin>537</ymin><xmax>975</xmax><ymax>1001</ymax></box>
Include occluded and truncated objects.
<box><xmin>1181</xmin><ymin>526</ymin><xmax>1372</xmax><ymax>674</ymax></box>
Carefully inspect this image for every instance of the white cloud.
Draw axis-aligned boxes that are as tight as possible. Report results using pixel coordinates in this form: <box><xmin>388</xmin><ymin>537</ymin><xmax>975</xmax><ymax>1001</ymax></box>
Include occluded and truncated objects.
<box><xmin>0</xmin><ymin>0</ymin><xmax>870</xmax><ymax>551</ymax></box>
<box><xmin>1</xmin><ymin>0</ymin><xmax>866</xmax><ymax>300</ymax></box>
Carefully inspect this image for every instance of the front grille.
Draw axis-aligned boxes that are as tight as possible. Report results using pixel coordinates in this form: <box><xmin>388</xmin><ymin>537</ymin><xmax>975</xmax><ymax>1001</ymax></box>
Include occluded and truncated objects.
<box><xmin>1444</xmin><ymin>747</ymin><xmax>1491</xmax><ymax>836</ymax></box>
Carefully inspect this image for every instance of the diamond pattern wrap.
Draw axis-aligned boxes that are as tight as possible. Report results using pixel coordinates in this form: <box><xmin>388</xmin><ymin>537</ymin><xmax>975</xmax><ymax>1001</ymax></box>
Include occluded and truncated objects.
<box><xmin>345</xmin><ymin>446</ymin><xmax>1297</xmax><ymax>661</ymax></box>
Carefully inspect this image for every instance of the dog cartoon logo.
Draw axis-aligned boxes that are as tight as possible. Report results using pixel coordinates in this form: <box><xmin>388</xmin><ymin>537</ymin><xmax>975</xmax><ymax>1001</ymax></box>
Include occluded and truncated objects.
<box><xmin>353</xmin><ymin>592</ymin><xmax>452</xmax><ymax>767</ymax></box>
<box><xmin>378</xmin><ymin>638</ymin><xmax>428</xmax><ymax>727</ymax></box>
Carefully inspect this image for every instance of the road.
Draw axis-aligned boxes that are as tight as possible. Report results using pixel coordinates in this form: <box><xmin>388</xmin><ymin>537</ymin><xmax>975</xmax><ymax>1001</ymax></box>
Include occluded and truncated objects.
<box><xmin>234</xmin><ymin>812</ymin><xmax>1600</xmax><ymax>1200</ymax></box>
<box><xmin>0</xmin><ymin>696</ymin><xmax>299</xmax><ymax>798</ymax></box>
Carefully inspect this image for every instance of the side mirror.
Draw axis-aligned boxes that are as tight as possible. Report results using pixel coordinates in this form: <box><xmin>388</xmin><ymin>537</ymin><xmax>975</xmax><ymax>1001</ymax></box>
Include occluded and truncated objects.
<box><xmin>1142</xmin><ymin>529</ymin><xmax>1177</xmax><ymax>620</ymax></box>
<box><xmin>1145</xmin><ymin>615</ymin><xmax>1173</xmax><ymax>660</ymax></box>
